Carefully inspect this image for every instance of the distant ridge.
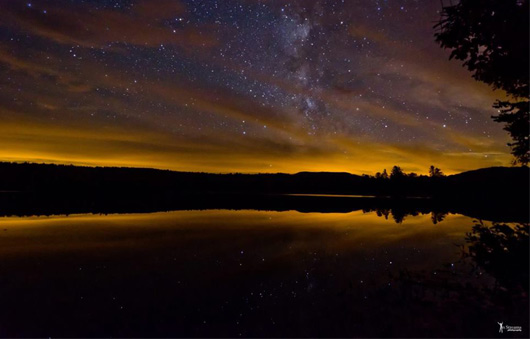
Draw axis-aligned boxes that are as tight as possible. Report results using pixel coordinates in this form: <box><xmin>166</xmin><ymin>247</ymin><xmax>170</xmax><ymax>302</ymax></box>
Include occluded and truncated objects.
<box><xmin>0</xmin><ymin>162</ymin><xmax>527</xmax><ymax>196</ymax></box>
<box><xmin>0</xmin><ymin>162</ymin><xmax>527</xmax><ymax>220</ymax></box>
<box><xmin>449</xmin><ymin>166</ymin><xmax>529</xmax><ymax>179</ymax></box>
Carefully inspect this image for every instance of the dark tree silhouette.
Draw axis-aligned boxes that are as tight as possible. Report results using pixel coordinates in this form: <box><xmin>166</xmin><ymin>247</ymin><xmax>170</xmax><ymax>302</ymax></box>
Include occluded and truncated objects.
<box><xmin>465</xmin><ymin>221</ymin><xmax>529</xmax><ymax>291</ymax></box>
<box><xmin>374</xmin><ymin>169</ymin><xmax>389</xmax><ymax>179</ymax></box>
<box><xmin>428</xmin><ymin>165</ymin><xmax>444</xmax><ymax>177</ymax></box>
<box><xmin>435</xmin><ymin>0</ymin><xmax>529</xmax><ymax>165</ymax></box>
<box><xmin>492</xmin><ymin>100</ymin><xmax>529</xmax><ymax>164</ymax></box>
<box><xmin>390</xmin><ymin>165</ymin><xmax>404</xmax><ymax>179</ymax></box>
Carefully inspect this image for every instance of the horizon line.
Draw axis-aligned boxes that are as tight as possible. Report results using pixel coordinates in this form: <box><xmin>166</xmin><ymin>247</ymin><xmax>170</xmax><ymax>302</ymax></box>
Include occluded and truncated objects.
<box><xmin>1</xmin><ymin>160</ymin><xmax>525</xmax><ymax>177</ymax></box>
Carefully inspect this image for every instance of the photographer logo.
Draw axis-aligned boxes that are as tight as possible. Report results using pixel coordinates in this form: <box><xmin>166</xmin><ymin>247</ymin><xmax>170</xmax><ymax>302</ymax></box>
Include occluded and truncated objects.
<box><xmin>497</xmin><ymin>321</ymin><xmax>522</xmax><ymax>333</ymax></box>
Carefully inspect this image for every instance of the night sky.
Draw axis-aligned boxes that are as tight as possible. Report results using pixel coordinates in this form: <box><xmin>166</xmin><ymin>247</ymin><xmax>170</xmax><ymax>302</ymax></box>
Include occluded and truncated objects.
<box><xmin>0</xmin><ymin>0</ymin><xmax>513</xmax><ymax>174</ymax></box>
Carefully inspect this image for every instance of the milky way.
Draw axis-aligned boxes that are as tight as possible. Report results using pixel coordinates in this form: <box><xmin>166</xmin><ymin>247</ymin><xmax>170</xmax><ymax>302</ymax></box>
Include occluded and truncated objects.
<box><xmin>0</xmin><ymin>0</ymin><xmax>513</xmax><ymax>174</ymax></box>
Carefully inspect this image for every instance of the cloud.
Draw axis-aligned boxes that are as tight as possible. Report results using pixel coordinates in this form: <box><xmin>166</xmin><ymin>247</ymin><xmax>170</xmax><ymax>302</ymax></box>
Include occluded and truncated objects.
<box><xmin>348</xmin><ymin>25</ymin><xmax>391</xmax><ymax>45</ymax></box>
<box><xmin>0</xmin><ymin>0</ymin><xmax>217</xmax><ymax>49</ymax></box>
<box><xmin>0</xmin><ymin>0</ymin><xmax>515</xmax><ymax>174</ymax></box>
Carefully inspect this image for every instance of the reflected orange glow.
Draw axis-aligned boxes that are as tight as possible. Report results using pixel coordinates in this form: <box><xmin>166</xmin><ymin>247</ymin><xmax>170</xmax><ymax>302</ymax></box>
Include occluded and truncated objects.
<box><xmin>0</xmin><ymin>210</ymin><xmax>475</xmax><ymax>262</ymax></box>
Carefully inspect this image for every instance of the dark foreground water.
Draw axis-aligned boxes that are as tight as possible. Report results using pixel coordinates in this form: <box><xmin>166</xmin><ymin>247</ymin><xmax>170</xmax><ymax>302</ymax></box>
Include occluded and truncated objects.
<box><xmin>0</xmin><ymin>209</ymin><xmax>527</xmax><ymax>337</ymax></box>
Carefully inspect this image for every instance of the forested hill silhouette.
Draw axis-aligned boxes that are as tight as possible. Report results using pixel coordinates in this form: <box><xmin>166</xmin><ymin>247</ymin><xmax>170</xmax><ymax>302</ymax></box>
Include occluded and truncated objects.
<box><xmin>0</xmin><ymin>162</ymin><xmax>527</xmax><ymax>220</ymax></box>
<box><xmin>1</xmin><ymin>162</ymin><xmax>527</xmax><ymax>196</ymax></box>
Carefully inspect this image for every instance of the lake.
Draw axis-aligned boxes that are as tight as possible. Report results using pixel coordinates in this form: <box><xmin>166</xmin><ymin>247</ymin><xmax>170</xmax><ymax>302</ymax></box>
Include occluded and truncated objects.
<box><xmin>0</xmin><ymin>209</ymin><xmax>527</xmax><ymax>337</ymax></box>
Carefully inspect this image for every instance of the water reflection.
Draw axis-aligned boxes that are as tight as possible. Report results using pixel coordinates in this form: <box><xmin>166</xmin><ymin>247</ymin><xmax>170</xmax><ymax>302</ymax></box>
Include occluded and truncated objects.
<box><xmin>362</xmin><ymin>208</ymin><xmax>449</xmax><ymax>224</ymax></box>
<box><xmin>0</xmin><ymin>210</ymin><xmax>527</xmax><ymax>337</ymax></box>
<box><xmin>465</xmin><ymin>222</ymin><xmax>529</xmax><ymax>292</ymax></box>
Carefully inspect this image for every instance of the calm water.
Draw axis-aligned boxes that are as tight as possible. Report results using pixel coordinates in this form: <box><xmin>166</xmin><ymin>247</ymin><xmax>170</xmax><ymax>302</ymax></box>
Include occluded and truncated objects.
<box><xmin>0</xmin><ymin>209</ymin><xmax>527</xmax><ymax>337</ymax></box>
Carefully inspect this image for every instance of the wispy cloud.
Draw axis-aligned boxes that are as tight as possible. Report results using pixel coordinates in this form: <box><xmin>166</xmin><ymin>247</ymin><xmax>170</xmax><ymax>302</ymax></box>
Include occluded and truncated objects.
<box><xmin>1</xmin><ymin>0</ymin><xmax>216</xmax><ymax>49</ymax></box>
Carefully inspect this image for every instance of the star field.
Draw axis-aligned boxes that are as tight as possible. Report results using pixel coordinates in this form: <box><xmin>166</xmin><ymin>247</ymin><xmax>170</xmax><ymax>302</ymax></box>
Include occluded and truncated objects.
<box><xmin>0</xmin><ymin>0</ymin><xmax>513</xmax><ymax>174</ymax></box>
